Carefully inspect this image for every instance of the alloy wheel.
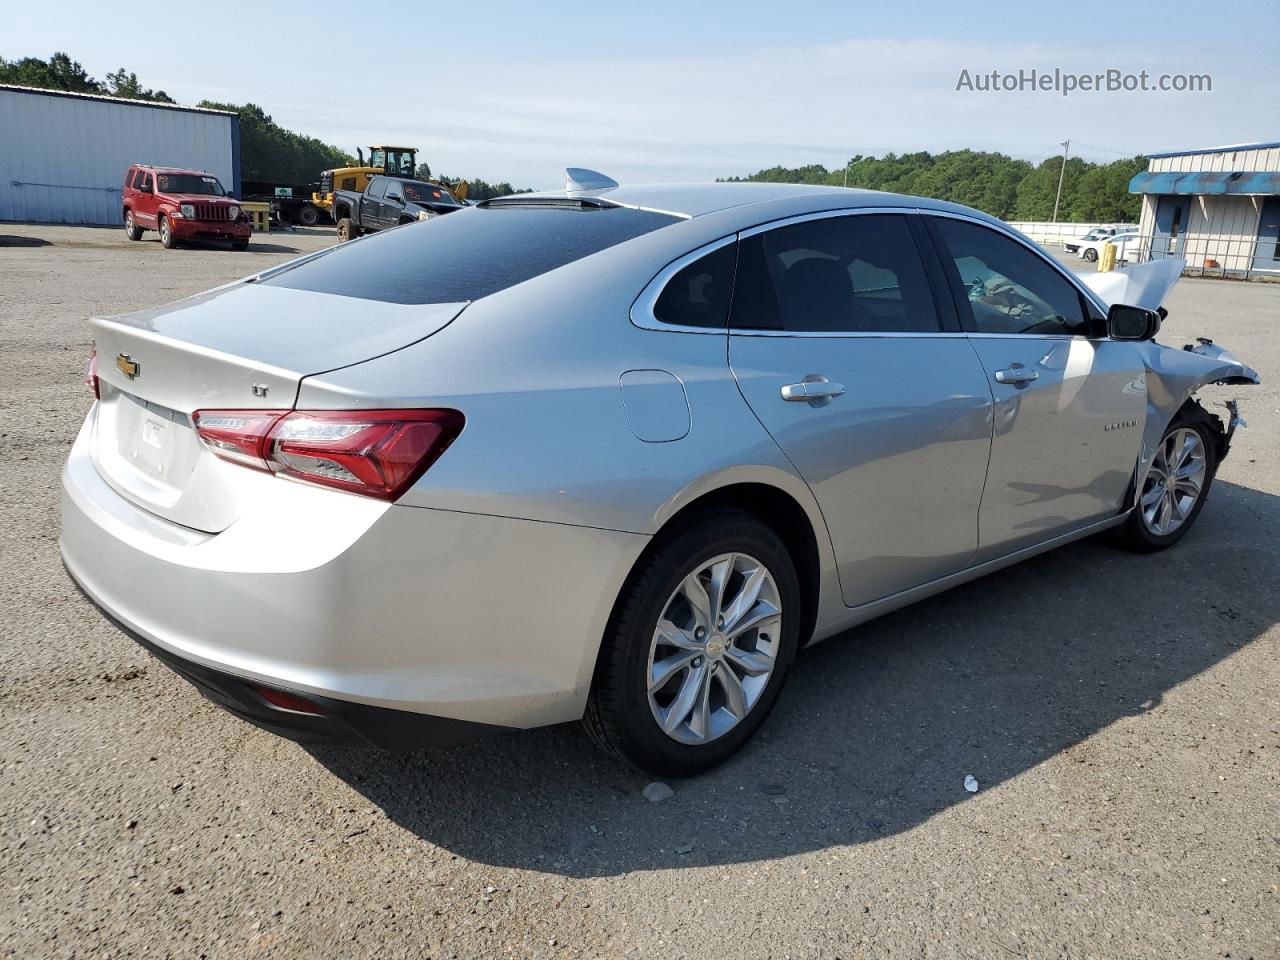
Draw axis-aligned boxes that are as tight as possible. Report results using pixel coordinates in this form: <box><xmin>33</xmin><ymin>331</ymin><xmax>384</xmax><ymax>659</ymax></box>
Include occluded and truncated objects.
<box><xmin>646</xmin><ymin>552</ymin><xmax>782</xmax><ymax>745</ymax></box>
<box><xmin>1140</xmin><ymin>427</ymin><xmax>1207</xmax><ymax>536</ymax></box>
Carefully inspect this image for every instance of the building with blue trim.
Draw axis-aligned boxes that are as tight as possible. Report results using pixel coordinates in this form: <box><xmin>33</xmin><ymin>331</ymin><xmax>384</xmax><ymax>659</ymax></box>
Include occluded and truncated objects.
<box><xmin>1130</xmin><ymin>141</ymin><xmax>1280</xmax><ymax>276</ymax></box>
<box><xmin>0</xmin><ymin>84</ymin><xmax>241</xmax><ymax>226</ymax></box>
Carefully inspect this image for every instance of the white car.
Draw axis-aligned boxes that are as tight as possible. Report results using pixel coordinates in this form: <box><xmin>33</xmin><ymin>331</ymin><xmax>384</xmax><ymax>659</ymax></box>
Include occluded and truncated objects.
<box><xmin>1078</xmin><ymin>230</ymin><xmax>1141</xmax><ymax>263</ymax></box>
<box><xmin>1063</xmin><ymin>226</ymin><xmax>1121</xmax><ymax>254</ymax></box>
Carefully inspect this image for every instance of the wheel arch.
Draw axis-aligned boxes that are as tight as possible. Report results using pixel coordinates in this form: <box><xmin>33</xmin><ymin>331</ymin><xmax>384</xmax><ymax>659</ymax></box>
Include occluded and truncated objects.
<box><xmin>635</xmin><ymin>472</ymin><xmax>836</xmax><ymax>651</ymax></box>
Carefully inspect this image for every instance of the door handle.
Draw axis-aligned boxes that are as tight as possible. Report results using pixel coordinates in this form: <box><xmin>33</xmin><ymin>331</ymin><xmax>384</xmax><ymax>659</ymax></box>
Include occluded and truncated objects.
<box><xmin>993</xmin><ymin>367</ymin><xmax>1039</xmax><ymax>384</ymax></box>
<box><xmin>781</xmin><ymin>378</ymin><xmax>846</xmax><ymax>402</ymax></box>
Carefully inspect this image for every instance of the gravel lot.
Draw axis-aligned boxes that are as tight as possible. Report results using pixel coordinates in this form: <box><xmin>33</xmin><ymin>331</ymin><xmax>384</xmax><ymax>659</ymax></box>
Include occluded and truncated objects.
<box><xmin>2</xmin><ymin>223</ymin><xmax>1277</xmax><ymax>959</ymax></box>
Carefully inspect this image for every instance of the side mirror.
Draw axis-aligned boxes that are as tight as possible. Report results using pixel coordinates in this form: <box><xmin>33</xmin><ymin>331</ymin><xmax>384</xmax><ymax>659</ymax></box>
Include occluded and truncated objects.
<box><xmin>387</xmin><ymin>192</ymin><xmax>402</xmax><ymax>203</ymax></box>
<box><xmin>140</xmin><ymin>183</ymin><xmax>153</xmax><ymax>194</ymax></box>
<box><xmin>1108</xmin><ymin>303</ymin><xmax>1161</xmax><ymax>341</ymax></box>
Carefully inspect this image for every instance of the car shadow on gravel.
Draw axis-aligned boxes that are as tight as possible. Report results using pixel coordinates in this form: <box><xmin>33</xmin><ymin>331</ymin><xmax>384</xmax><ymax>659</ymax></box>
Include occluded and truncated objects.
<box><xmin>310</xmin><ymin>479</ymin><xmax>1278</xmax><ymax>878</ymax></box>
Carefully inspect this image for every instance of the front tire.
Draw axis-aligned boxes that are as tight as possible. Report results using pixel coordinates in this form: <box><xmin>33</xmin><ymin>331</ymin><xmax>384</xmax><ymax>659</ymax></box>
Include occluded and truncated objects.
<box><xmin>1115</xmin><ymin>406</ymin><xmax>1219</xmax><ymax>552</ymax></box>
<box><xmin>123</xmin><ymin>210</ymin><xmax>142</xmax><ymax>241</ymax></box>
<box><xmin>158</xmin><ymin>215</ymin><xmax>177</xmax><ymax>249</ymax></box>
<box><xmin>230</xmin><ymin>238</ymin><xmax>249</xmax><ymax>251</ymax></box>
<box><xmin>584</xmin><ymin>509</ymin><xmax>802</xmax><ymax>777</ymax></box>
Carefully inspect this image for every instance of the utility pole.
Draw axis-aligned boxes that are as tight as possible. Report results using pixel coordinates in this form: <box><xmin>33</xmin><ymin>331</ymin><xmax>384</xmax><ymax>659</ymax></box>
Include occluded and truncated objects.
<box><xmin>1051</xmin><ymin>139</ymin><xmax>1070</xmax><ymax>222</ymax></box>
<box><xmin>843</xmin><ymin>157</ymin><xmax>853</xmax><ymax>188</ymax></box>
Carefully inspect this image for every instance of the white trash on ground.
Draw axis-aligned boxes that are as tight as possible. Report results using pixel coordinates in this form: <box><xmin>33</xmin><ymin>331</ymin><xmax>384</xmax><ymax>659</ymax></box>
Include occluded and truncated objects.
<box><xmin>642</xmin><ymin>782</ymin><xmax>674</xmax><ymax>803</ymax></box>
<box><xmin>964</xmin><ymin>775</ymin><xmax>979</xmax><ymax>793</ymax></box>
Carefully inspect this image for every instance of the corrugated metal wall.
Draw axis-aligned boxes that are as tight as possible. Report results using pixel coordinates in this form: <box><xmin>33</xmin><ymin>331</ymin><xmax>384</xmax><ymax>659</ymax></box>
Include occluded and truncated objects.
<box><xmin>1149</xmin><ymin>146</ymin><xmax>1280</xmax><ymax>174</ymax></box>
<box><xmin>0</xmin><ymin>87</ymin><xmax>235</xmax><ymax>225</ymax></box>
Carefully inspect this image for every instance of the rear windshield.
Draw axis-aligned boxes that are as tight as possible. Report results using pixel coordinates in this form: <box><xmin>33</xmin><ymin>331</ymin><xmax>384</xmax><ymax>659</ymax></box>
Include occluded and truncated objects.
<box><xmin>262</xmin><ymin>204</ymin><xmax>680</xmax><ymax>304</ymax></box>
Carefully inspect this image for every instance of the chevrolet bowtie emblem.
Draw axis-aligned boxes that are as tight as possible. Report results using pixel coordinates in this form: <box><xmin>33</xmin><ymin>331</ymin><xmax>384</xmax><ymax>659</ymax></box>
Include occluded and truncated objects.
<box><xmin>116</xmin><ymin>353</ymin><xmax>140</xmax><ymax>379</ymax></box>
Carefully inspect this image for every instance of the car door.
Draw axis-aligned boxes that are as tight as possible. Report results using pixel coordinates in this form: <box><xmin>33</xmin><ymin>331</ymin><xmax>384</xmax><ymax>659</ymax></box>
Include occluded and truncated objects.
<box><xmin>382</xmin><ymin>182</ymin><xmax>406</xmax><ymax>224</ymax></box>
<box><xmin>364</xmin><ymin>178</ymin><xmax>389</xmax><ymax>229</ymax></box>
<box><xmin>728</xmin><ymin>211</ymin><xmax>994</xmax><ymax>607</ymax></box>
<box><xmin>923</xmin><ymin>214</ymin><xmax>1147</xmax><ymax>560</ymax></box>
<box><xmin>135</xmin><ymin>170</ymin><xmax>158</xmax><ymax>226</ymax></box>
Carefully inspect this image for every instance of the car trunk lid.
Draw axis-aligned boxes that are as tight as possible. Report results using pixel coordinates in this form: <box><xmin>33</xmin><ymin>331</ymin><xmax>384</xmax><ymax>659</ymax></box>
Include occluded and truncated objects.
<box><xmin>89</xmin><ymin>281</ymin><xmax>466</xmax><ymax>532</ymax></box>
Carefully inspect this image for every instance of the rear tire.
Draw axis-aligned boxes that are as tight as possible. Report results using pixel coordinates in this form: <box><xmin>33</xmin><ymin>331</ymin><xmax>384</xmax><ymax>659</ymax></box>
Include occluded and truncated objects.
<box><xmin>1082</xmin><ymin>247</ymin><xmax>1098</xmax><ymax>262</ymax></box>
<box><xmin>336</xmin><ymin>217</ymin><xmax>357</xmax><ymax>242</ymax></box>
<box><xmin>1114</xmin><ymin>404</ymin><xmax>1219</xmax><ymax>553</ymax></box>
<box><xmin>584</xmin><ymin>508</ymin><xmax>802</xmax><ymax>777</ymax></box>
<box><xmin>158</xmin><ymin>215</ymin><xmax>177</xmax><ymax>249</ymax></box>
<box><xmin>123</xmin><ymin>210</ymin><xmax>143</xmax><ymax>241</ymax></box>
<box><xmin>297</xmin><ymin>205</ymin><xmax>320</xmax><ymax>227</ymax></box>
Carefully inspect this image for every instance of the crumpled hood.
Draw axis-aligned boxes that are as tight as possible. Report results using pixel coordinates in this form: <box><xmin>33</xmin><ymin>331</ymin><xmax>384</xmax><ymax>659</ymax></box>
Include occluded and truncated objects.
<box><xmin>1080</xmin><ymin>257</ymin><xmax>1185</xmax><ymax>310</ymax></box>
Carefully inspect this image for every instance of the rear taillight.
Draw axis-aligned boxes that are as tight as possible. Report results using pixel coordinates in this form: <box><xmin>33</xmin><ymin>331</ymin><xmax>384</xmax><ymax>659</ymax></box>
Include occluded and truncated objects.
<box><xmin>191</xmin><ymin>408</ymin><xmax>464</xmax><ymax>501</ymax></box>
<box><xmin>84</xmin><ymin>349</ymin><xmax>99</xmax><ymax>399</ymax></box>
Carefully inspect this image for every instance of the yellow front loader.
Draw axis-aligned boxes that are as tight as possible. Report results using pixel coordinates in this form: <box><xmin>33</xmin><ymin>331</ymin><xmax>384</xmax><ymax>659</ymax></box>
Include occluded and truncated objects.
<box><xmin>312</xmin><ymin>146</ymin><xmax>467</xmax><ymax>216</ymax></box>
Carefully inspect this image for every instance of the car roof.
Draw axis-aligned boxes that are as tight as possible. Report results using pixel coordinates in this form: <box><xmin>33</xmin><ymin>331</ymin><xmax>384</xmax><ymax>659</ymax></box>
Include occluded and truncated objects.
<box><xmin>515</xmin><ymin>181</ymin><xmax>996</xmax><ymax>222</ymax></box>
<box><xmin>135</xmin><ymin>165</ymin><xmax>217</xmax><ymax>176</ymax></box>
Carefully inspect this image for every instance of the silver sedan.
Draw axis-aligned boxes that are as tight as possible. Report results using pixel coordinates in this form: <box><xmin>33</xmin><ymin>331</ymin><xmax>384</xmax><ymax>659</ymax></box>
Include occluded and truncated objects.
<box><xmin>61</xmin><ymin>176</ymin><xmax>1259</xmax><ymax>776</ymax></box>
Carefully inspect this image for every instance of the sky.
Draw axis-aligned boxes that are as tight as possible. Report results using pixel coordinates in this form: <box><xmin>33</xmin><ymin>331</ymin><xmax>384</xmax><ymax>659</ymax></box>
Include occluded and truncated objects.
<box><xmin>6</xmin><ymin>0</ymin><xmax>1279</xmax><ymax>190</ymax></box>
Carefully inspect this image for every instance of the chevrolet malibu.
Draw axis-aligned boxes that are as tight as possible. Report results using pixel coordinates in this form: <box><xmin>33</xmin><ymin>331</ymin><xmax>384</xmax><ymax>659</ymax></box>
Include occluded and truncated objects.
<box><xmin>62</xmin><ymin>177</ymin><xmax>1259</xmax><ymax>777</ymax></box>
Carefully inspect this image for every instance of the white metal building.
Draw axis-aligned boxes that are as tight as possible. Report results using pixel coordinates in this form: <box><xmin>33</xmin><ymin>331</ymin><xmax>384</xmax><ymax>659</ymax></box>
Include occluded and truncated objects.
<box><xmin>1130</xmin><ymin>141</ymin><xmax>1280</xmax><ymax>276</ymax></box>
<box><xmin>0</xmin><ymin>84</ymin><xmax>240</xmax><ymax>226</ymax></box>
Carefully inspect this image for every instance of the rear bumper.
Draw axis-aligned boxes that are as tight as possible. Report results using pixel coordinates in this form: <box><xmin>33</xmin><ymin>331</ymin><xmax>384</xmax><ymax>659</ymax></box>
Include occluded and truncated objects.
<box><xmin>67</xmin><ymin>566</ymin><xmax>509</xmax><ymax>749</ymax></box>
<box><xmin>60</xmin><ymin>411</ymin><xmax>648</xmax><ymax>736</ymax></box>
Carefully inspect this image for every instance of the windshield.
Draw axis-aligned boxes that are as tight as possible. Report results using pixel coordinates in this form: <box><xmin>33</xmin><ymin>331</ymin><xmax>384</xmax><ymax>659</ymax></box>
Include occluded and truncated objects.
<box><xmin>155</xmin><ymin>173</ymin><xmax>225</xmax><ymax>196</ymax></box>
<box><xmin>402</xmin><ymin>182</ymin><xmax>460</xmax><ymax>206</ymax></box>
<box><xmin>370</xmin><ymin>149</ymin><xmax>416</xmax><ymax>177</ymax></box>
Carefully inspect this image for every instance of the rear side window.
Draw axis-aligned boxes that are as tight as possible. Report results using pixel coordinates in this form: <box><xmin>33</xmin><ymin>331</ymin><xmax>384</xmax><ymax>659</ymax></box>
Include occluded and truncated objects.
<box><xmin>731</xmin><ymin>214</ymin><xmax>940</xmax><ymax>333</ymax></box>
<box><xmin>653</xmin><ymin>242</ymin><xmax>737</xmax><ymax>328</ymax></box>
<box><xmin>263</xmin><ymin>204</ymin><xmax>679</xmax><ymax>304</ymax></box>
<box><xmin>931</xmin><ymin>217</ymin><xmax>1090</xmax><ymax>336</ymax></box>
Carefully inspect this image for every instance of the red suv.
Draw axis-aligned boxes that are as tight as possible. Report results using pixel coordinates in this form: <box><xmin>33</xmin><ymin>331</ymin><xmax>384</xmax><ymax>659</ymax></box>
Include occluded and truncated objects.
<box><xmin>122</xmin><ymin>165</ymin><xmax>252</xmax><ymax>250</ymax></box>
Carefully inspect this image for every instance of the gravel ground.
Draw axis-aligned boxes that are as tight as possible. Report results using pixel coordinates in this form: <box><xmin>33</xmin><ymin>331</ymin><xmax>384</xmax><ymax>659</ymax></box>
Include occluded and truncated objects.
<box><xmin>2</xmin><ymin>223</ymin><xmax>1277</xmax><ymax>960</ymax></box>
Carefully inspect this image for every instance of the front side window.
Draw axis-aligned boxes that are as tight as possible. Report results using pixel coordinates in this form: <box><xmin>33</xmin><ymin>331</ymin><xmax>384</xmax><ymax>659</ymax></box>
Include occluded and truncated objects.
<box><xmin>367</xmin><ymin>179</ymin><xmax>387</xmax><ymax>199</ymax></box>
<box><xmin>932</xmin><ymin>218</ymin><xmax>1090</xmax><ymax>336</ymax></box>
<box><xmin>730</xmin><ymin>214</ymin><xmax>940</xmax><ymax>333</ymax></box>
<box><xmin>652</xmin><ymin>242</ymin><xmax>737</xmax><ymax>328</ymax></box>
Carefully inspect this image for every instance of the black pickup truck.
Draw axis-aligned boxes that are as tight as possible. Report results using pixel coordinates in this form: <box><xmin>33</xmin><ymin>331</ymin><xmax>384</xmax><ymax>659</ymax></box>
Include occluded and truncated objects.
<box><xmin>332</xmin><ymin>175</ymin><xmax>464</xmax><ymax>241</ymax></box>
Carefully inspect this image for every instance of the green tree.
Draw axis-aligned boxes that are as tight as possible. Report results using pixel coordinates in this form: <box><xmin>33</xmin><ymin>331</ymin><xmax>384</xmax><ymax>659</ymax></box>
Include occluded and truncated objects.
<box><xmin>104</xmin><ymin>68</ymin><xmax>174</xmax><ymax>103</ymax></box>
<box><xmin>1013</xmin><ymin>156</ymin><xmax>1089</xmax><ymax>220</ymax></box>
<box><xmin>0</xmin><ymin>52</ymin><xmax>100</xmax><ymax>93</ymax></box>
<box><xmin>1066</xmin><ymin>157</ymin><xmax>1146</xmax><ymax>223</ymax></box>
<box><xmin>442</xmin><ymin>177</ymin><xmax>533</xmax><ymax>202</ymax></box>
<box><xmin>197</xmin><ymin>101</ymin><xmax>352</xmax><ymax>184</ymax></box>
<box><xmin>726</xmin><ymin>149</ymin><xmax>1144</xmax><ymax>223</ymax></box>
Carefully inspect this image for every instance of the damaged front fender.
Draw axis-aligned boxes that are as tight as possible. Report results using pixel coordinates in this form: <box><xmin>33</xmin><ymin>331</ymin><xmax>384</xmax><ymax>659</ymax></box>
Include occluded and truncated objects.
<box><xmin>1135</xmin><ymin>336</ymin><xmax>1260</xmax><ymax>472</ymax></box>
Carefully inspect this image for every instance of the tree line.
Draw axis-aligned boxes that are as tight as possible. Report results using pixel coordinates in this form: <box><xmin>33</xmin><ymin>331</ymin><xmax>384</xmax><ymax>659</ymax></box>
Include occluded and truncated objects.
<box><xmin>723</xmin><ymin>150</ymin><xmax>1148</xmax><ymax>222</ymax></box>
<box><xmin>3</xmin><ymin>52</ymin><xmax>532</xmax><ymax>195</ymax></box>
<box><xmin>0</xmin><ymin>52</ymin><xmax>175</xmax><ymax>103</ymax></box>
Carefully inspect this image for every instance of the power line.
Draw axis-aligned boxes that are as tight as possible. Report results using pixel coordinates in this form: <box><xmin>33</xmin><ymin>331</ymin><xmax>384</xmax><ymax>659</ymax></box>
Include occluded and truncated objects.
<box><xmin>1072</xmin><ymin>140</ymin><xmax>1142</xmax><ymax>157</ymax></box>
